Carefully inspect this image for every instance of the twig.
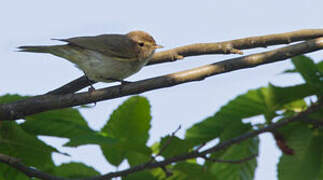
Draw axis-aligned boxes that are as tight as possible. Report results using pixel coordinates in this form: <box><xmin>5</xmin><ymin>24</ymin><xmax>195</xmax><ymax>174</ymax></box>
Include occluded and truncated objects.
<box><xmin>1</xmin><ymin>37</ymin><xmax>323</xmax><ymax>121</ymax></box>
<box><xmin>149</xmin><ymin>125</ymin><xmax>181</xmax><ymax>177</ymax></box>
<box><xmin>203</xmin><ymin>153</ymin><xmax>258</xmax><ymax>164</ymax></box>
<box><xmin>0</xmin><ymin>153</ymin><xmax>67</xmax><ymax>180</ymax></box>
<box><xmin>47</xmin><ymin>29</ymin><xmax>323</xmax><ymax>95</ymax></box>
<box><xmin>157</xmin><ymin>125</ymin><xmax>182</xmax><ymax>157</ymax></box>
<box><xmin>0</xmin><ymin>100</ymin><xmax>321</xmax><ymax>180</ymax></box>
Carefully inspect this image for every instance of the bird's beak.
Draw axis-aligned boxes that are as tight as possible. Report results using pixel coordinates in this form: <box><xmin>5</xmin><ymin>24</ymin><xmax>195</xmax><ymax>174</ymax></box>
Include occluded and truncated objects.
<box><xmin>154</xmin><ymin>44</ymin><xmax>164</xmax><ymax>49</ymax></box>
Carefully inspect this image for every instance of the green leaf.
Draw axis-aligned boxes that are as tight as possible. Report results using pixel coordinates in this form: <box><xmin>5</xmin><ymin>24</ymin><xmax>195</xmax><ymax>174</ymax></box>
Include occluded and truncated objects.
<box><xmin>123</xmin><ymin>170</ymin><xmax>158</xmax><ymax>180</ymax></box>
<box><xmin>0</xmin><ymin>94</ymin><xmax>29</xmax><ymax>104</ymax></box>
<box><xmin>170</xmin><ymin>162</ymin><xmax>216</xmax><ymax>180</ymax></box>
<box><xmin>0</xmin><ymin>165</ymin><xmax>30</xmax><ymax>180</ymax></box>
<box><xmin>267</xmin><ymin>83</ymin><xmax>316</xmax><ymax>110</ymax></box>
<box><xmin>282</xmin><ymin>59</ymin><xmax>323</xmax><ymax>74</ymax></box>
<box><xmin>185</xmin><ymin>87</ymin><xmax>267</xmax><ymax>144</ymax></box>
<box><xmin>100</xmin><ymin>96</ymin><xmax>152</xmax><ymax>166</ymax></box>
<box><xmin>126</xmin><ymin>151</ymin><xmax>151</xmax><ymax>167</ymax></box>
<box><xmin>292</xmin><ymin>56</ymin><xmax>323</xmax><ymax>94</ymax></box>
<box><xmin>101</xmin><ymin>96</ymin><xmax>151</xmax><ymax>143</ymax></box>
<box><xmin>0</xmin><ymin>122</ymin><xmax>56</xmax><ymax>168</ymax></box>
<box><xmin>158</xmin><ymin>136</ymin><xmax>192</xmax><ymax>159</ymax></box>
<box><xmin>52</xmin><ymin>163</ymin><xmax>100</xmax><ymax>178</ymax></box>
<box><xmin>22</xmin><ymin>108</ymin><xmax>95</xmax><ymax>138</ymax></box>
<box><xmin>208</xmin><ymin>137</ymin><xmax>259</xmax><ymax>180</ymax></box>
<box><xmin>64</xmin><ymin>133</ymin><xmax>118</xmax><ymax>147</ymax></box>
<box><xmin>101</xmin><ymin>144</ymin><xmax>125</xmax><ymax>166</ymax></box>
<box><xmin>277</xmin><ymin>123</ymin><xmax>323</xmax><ymax>180</ymax></box>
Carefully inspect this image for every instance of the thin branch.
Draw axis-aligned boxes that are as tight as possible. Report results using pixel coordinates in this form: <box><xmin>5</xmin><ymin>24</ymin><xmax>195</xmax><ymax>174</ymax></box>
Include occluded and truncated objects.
<box><xmin>203</xmin><ymin>153</ymin><xmax>258</xmax><ymax>164</ymax></box>
<box><xmin>46</xmin><ymin>76</ymin><xmax>93</xmax><ymax>95</ymax></box>
<box><xmin>0</xmin><ymin>153</ymin><xmax>67</xmax><ymax>180</ymax></box>
<box><xmin>1</xmin><ymin>37</ymin><xmax>323</xmax><ymax>121</ymax></box>
<box><xmin>1</xmin><ymin>99</ymin><xmax>321</xmax><ymax>180</ymax></box>
<box><xmin>149</xmin><ymin>125</ymin><xmax>181</xmax><ymax>177</ymax></box>
<box><xmin>149</xmin><ymin>29</ymin><xmax>323</xmax><ymax>65</ymax></box>
<box><xmin>47</xmin><ymin>29</ymin><xmax>323</xmax><ymax>95</ymax></box>
<box><xmin>156</xmin><ymin>125</ymin><xmax>182</xmax><ymax>157</ymax></box>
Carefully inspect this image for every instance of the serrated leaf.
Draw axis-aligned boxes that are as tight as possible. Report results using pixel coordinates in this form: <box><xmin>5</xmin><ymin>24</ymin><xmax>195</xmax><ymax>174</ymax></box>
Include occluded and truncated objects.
<box><xmin>100</xmin><ymin>96</ymin><xmax>152</xmax><ymax>166</ymax></box>
<box><xmin>22</xmin><ymin>108</ymin><xmax>95</xmax><ymax>138</ymax></box>
<box><xmin>102</xmin><ymin>96</ymin><xmax>151</xmax><ymax>143</ymax></box>
<box><xmin>170</xmin><ymin>162</ymin><xmax>216</xmax><ymax>180</ymax></box>
<box><xmin>282</xmin><ymin>59</ymin><xmax>323</xmax><ymax>74</ymax></box>
<box><xmin>267</xmin><ymin>83</ymin><xmax>316</xmax><ymax>110</ymax></box>
<box><xmin>101</xmin><ymin>144</ymin><xmax>125</xmax><ymax>166</ymax></box>
<box><xmin>52</xmin><ymin>162</ymin><xmax>100</xmax><ymax>178</ymax></box>
<box><xmin>209</xmin><ymin>137</ymin><xmax>259</xmax><ymax>180</ymax></box>
<box><xmin>185</xmin><ymin>88</ymin><xmax>267</xmax><ymax>144</ymax></box>
<box><xmin>64</xmin><ymin>133</ymin><xmax>118</xmax><ymax>147</ymax></box>
<box><xmin>277</xmin><ymin>123</ymin><xmax>323</xmax><ymax>180</ymax></box>
<box><xmin>0</xmin><ymin>165</ymin><xmax>30</xmax><ymax>180</ymax></box>
<box><xmin>123</xmin><ymin>170</ymin><xmax>158</xmax><ymax>180</ymax></box>
<box><xmin>0</xmin><ymin>122</ymin><xmax>56</xmax><ymax>168</ymax></box>
<box><xmin>159</xmin><ymin>136</ymin><xmax>192</xmax><ymax>158</ymax></box>
<box><xmin>126</xmin><ymin>151</ymin><xmax>151</xmax><ymax>167</ymax></box>
<box><xmin>292</xmin><ymin>56</ymin><xmax>323</xmax><ymax>94</ymax></box>
<box><xmin>0</xmin><ymin>94</ymin><xmax>29</xmax><ymax>104</ymax></box>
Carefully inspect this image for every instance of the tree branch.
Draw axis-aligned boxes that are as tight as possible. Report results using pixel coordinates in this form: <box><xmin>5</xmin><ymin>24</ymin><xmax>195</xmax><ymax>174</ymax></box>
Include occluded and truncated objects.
<box><xmin>47</xmin><ymin>29</ymin><xmax>323</xmax><ymax>95</ymax></box>
<box><xmin>0</xmin><ymin>154</ymin><xmax>67</xmax><ymax>180</ymax></box>
<box><xmin>203</xmin><ymin>153</ymin><xmax>258</xmax><ymax>164</ymax></box>
<box><xmin>1</xmin><ymin>37</ymin><xmax>323</xmax><ymax>121</ymax></box>
<box><xmin>149</xmin><ymin>29</ymin><xmax>323</xmax><ymax>65</ymax></box>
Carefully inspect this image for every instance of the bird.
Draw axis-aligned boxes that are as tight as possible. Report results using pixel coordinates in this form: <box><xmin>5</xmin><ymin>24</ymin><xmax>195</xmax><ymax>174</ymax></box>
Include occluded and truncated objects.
<box><xmin>18</xmin><ymin>30</ymin><xmax>163</xmax><ymax>88</ymax></box>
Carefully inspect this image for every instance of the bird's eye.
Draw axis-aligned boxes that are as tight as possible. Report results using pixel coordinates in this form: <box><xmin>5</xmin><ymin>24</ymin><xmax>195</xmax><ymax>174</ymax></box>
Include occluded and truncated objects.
<box><xmin>138</xmin><ymin>42</ymin><xmax>144</xmax><ymax>47</ymax></box>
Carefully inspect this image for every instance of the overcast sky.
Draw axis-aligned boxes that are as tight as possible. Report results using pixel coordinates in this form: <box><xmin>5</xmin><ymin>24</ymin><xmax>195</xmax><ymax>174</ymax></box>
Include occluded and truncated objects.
<box><xmin>1</xmin><ymin>1</ymin><xmax>323</xmax><ymax>179</ymax></box>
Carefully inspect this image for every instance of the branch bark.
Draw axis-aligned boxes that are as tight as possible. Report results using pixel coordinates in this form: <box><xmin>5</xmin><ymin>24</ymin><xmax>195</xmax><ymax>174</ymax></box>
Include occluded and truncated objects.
<box><xmin>0</xmin><ymin>154</ymin><xmax>67</xmax><ymax>180</ymax></box>
<box><xmin>47</xmin><ymin>29</ymin><xmax>323</xmax><ymax>95</ymax></box>
<box><xmin>1</xmin><ymin>99</ymin><xmax>321</xmax><ymax>180</ymax></box>
<box><xmin>1</xmin><ymin>37</ymin><xmax>323</xmax><ymax>121</ymax></box>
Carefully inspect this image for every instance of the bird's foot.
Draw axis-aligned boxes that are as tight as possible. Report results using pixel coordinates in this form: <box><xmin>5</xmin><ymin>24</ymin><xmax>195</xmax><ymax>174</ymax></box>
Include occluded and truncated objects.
<box><xmin>120</xmin><ymin>80</ymin><xmax>132</xmax><ymax>85</ymax></box>
<box><xmin>88</xmin><ymin>85</ymin><xmax>96</xmax><ymax>93</ymax></box>
<box><xmin>87</xmin><ymin>85</ymin><xmax>97</xmax><ymax>107</ymax></box>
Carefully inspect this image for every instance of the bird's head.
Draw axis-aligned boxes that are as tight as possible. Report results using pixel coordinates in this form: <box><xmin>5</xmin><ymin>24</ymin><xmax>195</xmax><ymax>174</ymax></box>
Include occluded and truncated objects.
<box><xmin>126</xmin><ymin>31</ymin><xmax>163</xmax><ymax>60</ymax></box>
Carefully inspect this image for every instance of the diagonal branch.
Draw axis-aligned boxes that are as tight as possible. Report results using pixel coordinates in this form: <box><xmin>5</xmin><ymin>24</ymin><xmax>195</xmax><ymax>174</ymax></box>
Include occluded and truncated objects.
<box><xmin>0</xmin><ymin>154</ymin><xmax>67</xmax><ymax>180</ymax></box>
<box><xmin>1</xmin><ymin>37</ymin><xmax>323</xmax><ymax>121</ymax></box>
<box><xmin>47</xmin><ymin>29</ymin><xmax>323</xmax><ymax>95</ymax></box>
<box><xmin>203</xmin><ymin>153</ymin><xmax>258</xmax><ymax>164</ymax></box>
<box><xmin>149</xmin><ymin>29</ymin><xmax>323</xmax><ymax>64</ymax></box>
<box><xmin>1</xmin><ymin>99</ymin><xmax>321</xmax><ymax>180</ymax></box>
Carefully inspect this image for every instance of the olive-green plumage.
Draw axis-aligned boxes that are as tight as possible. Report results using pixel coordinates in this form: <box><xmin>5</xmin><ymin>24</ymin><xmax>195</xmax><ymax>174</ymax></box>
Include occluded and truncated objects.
<box><xmin>19</xmin><ymin>31</ymin><xmax>162</xmax><ymax>82</ymax></box>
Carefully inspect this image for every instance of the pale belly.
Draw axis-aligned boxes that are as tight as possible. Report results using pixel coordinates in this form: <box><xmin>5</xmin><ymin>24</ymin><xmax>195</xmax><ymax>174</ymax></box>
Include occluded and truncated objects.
<box><xmin>58</xmin><ymin>48</ymin><xmax>150</xmax><ymax>82</ymax></box>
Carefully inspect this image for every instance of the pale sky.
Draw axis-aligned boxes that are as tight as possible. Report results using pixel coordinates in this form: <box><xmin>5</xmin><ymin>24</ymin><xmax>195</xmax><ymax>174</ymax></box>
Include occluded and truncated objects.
<box><xmin>1</xmin><ymin>1</ymin><xmax>323</xmax><ymax>179</ymax></box>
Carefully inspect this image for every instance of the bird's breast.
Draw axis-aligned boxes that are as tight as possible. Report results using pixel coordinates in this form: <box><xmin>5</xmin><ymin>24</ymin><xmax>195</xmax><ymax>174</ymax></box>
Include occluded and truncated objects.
<box><xmin>77</xmin><ymin>50</ymin><xmax>149</xmax><ymax>82</ymax></box>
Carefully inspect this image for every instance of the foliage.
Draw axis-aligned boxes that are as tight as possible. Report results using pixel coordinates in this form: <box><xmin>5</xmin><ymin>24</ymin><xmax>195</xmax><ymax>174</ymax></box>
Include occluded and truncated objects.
<box><xmin>0</xmin><ymin>56</ymin><xmax>322</xmax><ymax>180</ymax></box>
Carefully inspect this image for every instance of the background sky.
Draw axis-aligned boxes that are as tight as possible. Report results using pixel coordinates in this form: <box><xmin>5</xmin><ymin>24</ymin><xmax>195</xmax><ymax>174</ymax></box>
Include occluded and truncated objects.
<box><xmin>1</xmin><ymin>1</ymin><xmax>323</xmax><ymax>179</ymax></box>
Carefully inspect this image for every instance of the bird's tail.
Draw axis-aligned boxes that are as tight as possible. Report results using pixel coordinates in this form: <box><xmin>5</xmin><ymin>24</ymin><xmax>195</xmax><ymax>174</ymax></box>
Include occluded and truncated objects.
<box><xmin>18</xmin><ymin>45</ymin><xmax>62</xmax><ymax>53</ymax></box>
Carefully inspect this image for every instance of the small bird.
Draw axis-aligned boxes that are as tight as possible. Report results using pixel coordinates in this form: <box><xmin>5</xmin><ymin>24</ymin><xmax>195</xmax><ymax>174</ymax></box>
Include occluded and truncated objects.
<box><xmin>18</xmin><ymin>31</ymin><xmax>162</xmax><ymax>87</ymax></box>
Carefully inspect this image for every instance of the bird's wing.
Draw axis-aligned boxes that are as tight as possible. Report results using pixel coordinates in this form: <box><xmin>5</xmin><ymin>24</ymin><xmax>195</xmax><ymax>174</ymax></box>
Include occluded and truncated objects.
<box><xmin>55</xmin><ymin>34</ymin><xmax>139</xmax><ymax>62</ymax></box>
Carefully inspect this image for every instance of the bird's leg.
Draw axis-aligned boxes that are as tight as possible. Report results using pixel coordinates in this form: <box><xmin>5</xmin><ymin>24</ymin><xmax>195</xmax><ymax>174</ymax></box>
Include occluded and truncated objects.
<box><xmin>83</xmin><ymin>73</ymin><xmax>97</xmax><ymax>106</ymax></box>
<box><xmin>83</xmin><ymin>73</ymin><xmax>96</xmax><ymax>93</ymax></box>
